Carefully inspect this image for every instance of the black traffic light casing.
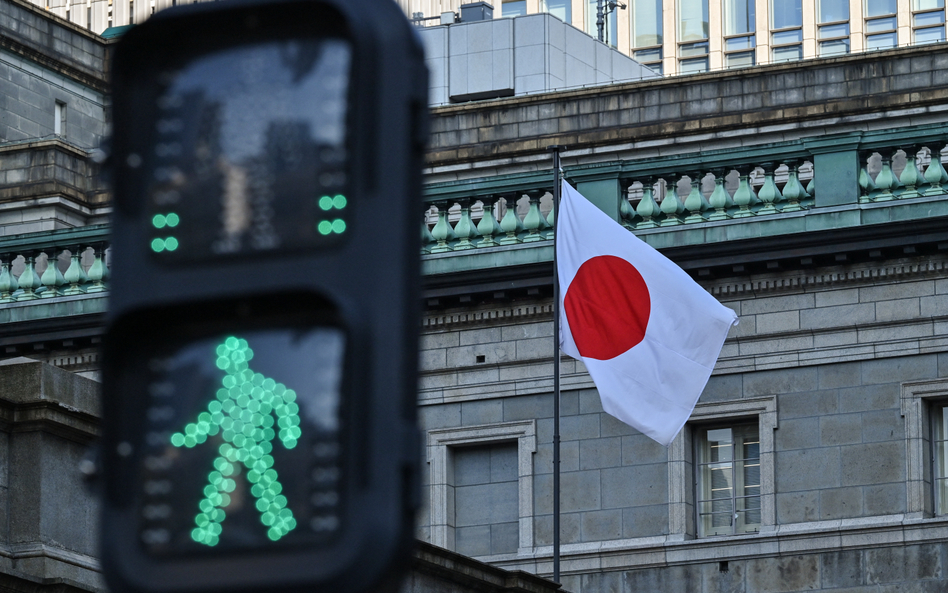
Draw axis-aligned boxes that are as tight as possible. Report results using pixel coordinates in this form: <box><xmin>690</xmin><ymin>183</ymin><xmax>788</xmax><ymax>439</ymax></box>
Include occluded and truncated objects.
<box><xmin>100</xmin><ymin>1</ymin><xmax>427</xmax><ymax>593</ymax></box>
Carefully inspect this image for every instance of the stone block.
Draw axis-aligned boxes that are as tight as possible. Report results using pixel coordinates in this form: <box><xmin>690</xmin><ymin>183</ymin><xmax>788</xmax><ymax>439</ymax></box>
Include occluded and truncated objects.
<box><xmin>820</xmin><ymin>414</ymin><xmax>862</xmax><ymax>446</ymax></box>
<box><xmin>560</xmin><ymin>470</ymin><xmax>602</xmax><ymax>512</ymax></box>
<box><xmin>702</xmin><ymin>559</ymin><xmax>746</xmax><ymax>593</ymax></box>
<box><xmin>875</xmin><ymin>297</ymin><xmax>921</xmax><ymax>322</ymax></box>
<box><xmin>778</xmin><ymin>389</ymin><xmax>839</xmax><ymax>419</ymax></box>
<box><xmin>455</xmin><ymin>524</ymin><xmax>491</xmax><ymax>557</ymax></box>
<box><xmin>561</xmin><ymin>413</ymin><xmax>601</xmax><ymax>441</ymax></box>
<box><xmin>458</xmin><ymin>327</ymin><xmax>502</xmax><ymax>346</ymax></box>
<box><xmin>621</xmin><ymin>434</ymin><xmax>668</xmax><ymax>466</ymax></box>
<box><xmin>861</xmin><ymin>409</ymin><xmax>903</xmax><ymax>443</ymax></box>
<box><xmin>820</xmin><ymin>486</ymin><xmax>863</xmax><ymax>519</ymax></box>
<box><xmin>745</xmin><ymin>554</ymin><xmax>819</xmax><ymax>592</ymax></box>
<box><xmin>579</xmin><ymin>571</ymin><xmax>622</xmax><ymax>593</ymax></box>
<box><xmin>860</xmin><ymin>355</ymin><xmax>937</xmax><ymax>385</ymax></box>
<box><xmin>740</xmin><ymin>292</ymin><xmax>814</xmax><ymax>315</ymax></box>
<box><xmin>744</xmin><ymin>367</ymin><xmax>818</xmax><ymax>397</ymax></box>
<box><xmin>490</xmin><ymin>443</ymin><xmax>517</xmax><ymax>482</ymax></box>
<box><xmin>863</xmin><ymin>482</ymin><xmax>906</xmax><ymax>516</ymax></box>
<box><xmin>821</xmin><ymin>549</ymin><xmax>864</xmax><ymax>588</ymax></box>
<box><xmin>777</xmin><ymin>448</ymin><xmax>841</xmax><ymax>491</ymax></box>
<box><xmin>861</xmin><ymin>280</ymin><xmax>934</xmax><ymax>302</ymax></box>
<box><xmin>534</xmin><ymin>440</ymin><xmax>579</xmax><ymax>475</ymax></box>
<box><xmin>838</xmin><ymin>382</ymin><xmax>899</xmax><ymax>413</ymax></box>
<box><xmin>418</xmin><ymin>348</ymin><xmax>446</xmax><ymax>371</ymax></box>
<box><xmin>579</xmin><ymin>437</ymin><xmax>621</xmax><ymax>470</ymax></box>
<box><xmin>454</xmin><ymin>446</ymin><xmax>491</xmax><ymax>486</ymax></box>
<box><xmin>504</xmin><ymin>393</ymin><xmax>553</xmax><ymax>421</ymax></box>
<box><xmin>777</xmin><ymin>490</ymin><xmax>820</xmax><ymax>524</ymax></box>
<box><xmin>490</xmin><ymin>520</ymin><xmax>518</xmax><ymax>554</ymax></box>
<box><xmin>800</xmin><ymin>303</ymin><xmax>876</xmax><ymax>330</ymax></box>
<box><xmin>602</xmin><ymin>463</ymin><xmax>666</xmax><ymax>508</ymax></box>
<box><xmin>516</xmin><ymin>336</ymin><xmax>555</xmax><ymax>360</ymax></box>
<box><xmin>419</xmin><ymin>403</ymin><xmax>462</xmax><ymax>430</ymax></box>
<box><xmin>775</xmin><ymin>416</ymin><xmax>820</xmax><ymax>451</ymax></box>
<box><xmin>533</xmin><ymin>511</ymin><xmax>582</xmax><ymax>545</ymax></box>
<box><xmin>579</xmin><ymin>389</ymin><xmax>603</xmax><ymax>414</ymax></box>
<box><xmin>581</xmin><ymin>508</ymin><xmax>622</xmax><ymax>542</ymax></box>
<box><xmin>454</xmin><ymin>481</ymin><xmax>518</xmax><ymax>526</ymax></box>
<box><xmin>501</xmin><ymin>321</ymin><xmax>553</xmax><ymax>342</ymax></box>
<box><xmin>600</xmin><ymin>413</ymin><xmax>636</xmax><ymax>437</ymax></box>
<box><xmin>620</xmin><ymin>504</ymin><xmax>668</xmax><ymax>539</ymax></box>
<box><xmin>755</xmin><ymin>310</ymin><xmax>800</xmax><ymax>334</ymax></box>
<box><xmin>456</xmin><ymin>366</ymin><xmax>500</xmax><ymax>386</ymax></box>
<box><xmin>818</xmin><ymin>362</ymin><xmax>861</xmax><ymax>390</ymax></box>
<box><xmin>865</xmin><ymin>546</ymin><xmax>906</xmax><ymax>584</ymax></box>
<box><xmin>921</xmin><ymin>294</ymin><xmax>948</xmax><ymax>317</ymax></box>
<box><xmin>840</xmin><ymin>441</ymin><xmax>903</xmax><ymax>487</ymax></box>
<box><xmin>460</xmin><ymin>399</ymin><xmax>504</xmax><ymax>425</ymax></box>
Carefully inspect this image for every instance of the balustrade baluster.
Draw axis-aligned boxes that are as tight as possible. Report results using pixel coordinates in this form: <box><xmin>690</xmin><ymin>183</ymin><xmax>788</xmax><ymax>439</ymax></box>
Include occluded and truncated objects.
<box><xmin>429</xmin><ymin>201</ymin><xmax>456</xmax><ymax>253</ymax></box>
<box><xmin>635</xmin><ymin>178</ymin><xmax>660</xmax><ymax>228</ymax></box>
<box><xmin>619</xmin><ymin>182</ymin><xmax>637</xmax><ymax>230</ymax></box>
<box><xmin>521</xmin><ymin>190</ymin><xmax>545</xmax><ymax>243</ymax></box>
<box><xmin>477</xmin><ymin>195</ymin><xmax>502</xmax><ymax>247</ymax></box>
<box><xmin>781</xmin><ymin>161</ymin><xmax>806</xmax><ymax>212</ymax></box>
<box><xmin>683</xmin><ymin>172</ymin><xmax>710</xmax><ymax>224</ymax></box>
<box><xmin>16</xmin><ymin>251</ymin><xmax>41</xmax><ymax>301</ymax></box>
<box><xmin>40</xmin><ymin>248</ymin><xmax>65</xmax><ymax>298</ymax></box>
<box><xmin>86</xmin><ymin>243</ymin><xmax>108</xmax><ymax>293</ymax></box>
<box><xmin>873</xmin><ymin>153</ymin><xmax>897</xmax><ymax>201</ymax></box>
<box><xmin>498</xmin><ymin>193</ymin><xmax>524</xmax><ymax>245</ymax></box>
<box><xmin>899</xmin><ymin>146</ymin><xmax>921</xmax><ymax>199</ymax></box>
<box><xmin>731</xmin><ymin>166</ymin><xmax>757</xmax><ymax>218</ymax></box>
<box><xmin>63</xmin><ymin>245</ymin><xmax>88</xmax><ymax>295</ymax></box>
<box><xmin>453</xmin><ymin>198</ymin><xmax>480</xmax><ymax>250</ymax></box>
<box><xmin>421</xmin><ymin>216</ymin><xmax>435</xmax><ymax>255</ymax></box>
<box><xmin>0</xmin><ymin>253</ymin><xmax>17</xmax><ymax>303</ymax></box>
<box><xmin>756</xmin><ymin>162</ymin><xmax>783</xmax><ymax>215</ymax></box>
<box><xmin>924</xmin><ymin>147</ymin><xmax>948</xmax><ymax>196</ymax></box>
<box><xmin>707</xmin><ymin>171</ymin><xmax>732</xmax><ymax>222</ymax></box>
<box><xmin>659</xmin><ymin>177</ymin><xmax>683</xmax><ymax>226</ymax></box>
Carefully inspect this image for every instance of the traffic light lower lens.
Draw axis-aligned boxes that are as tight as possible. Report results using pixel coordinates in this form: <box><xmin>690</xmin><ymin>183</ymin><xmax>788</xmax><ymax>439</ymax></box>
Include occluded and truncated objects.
<box><xmin>138</xmin><ymin>327</ymin><xmax>345</xmax><ymax>556</ymax></box>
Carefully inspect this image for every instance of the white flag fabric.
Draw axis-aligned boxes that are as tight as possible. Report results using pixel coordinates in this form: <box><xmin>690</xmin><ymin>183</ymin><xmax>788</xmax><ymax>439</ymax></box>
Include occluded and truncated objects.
<box><xmin>557</xmin><ymin>180</ymin><xmax>738</xmax><ymax>446</ymax></box>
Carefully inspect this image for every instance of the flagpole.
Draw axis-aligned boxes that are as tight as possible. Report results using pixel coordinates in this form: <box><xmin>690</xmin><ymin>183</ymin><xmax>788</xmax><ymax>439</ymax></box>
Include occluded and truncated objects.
<box><xmin>548</xmin><ymin>144</ymin><xmax>565</xmax><ymax>584</ymax></box>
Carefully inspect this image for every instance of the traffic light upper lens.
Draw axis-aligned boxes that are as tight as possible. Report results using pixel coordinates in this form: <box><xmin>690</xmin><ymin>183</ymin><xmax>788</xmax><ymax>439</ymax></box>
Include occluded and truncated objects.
<box><xmin>145</xmin><ymin>38</ymin><xmax>353</xmax><ymax>262</ymax></box>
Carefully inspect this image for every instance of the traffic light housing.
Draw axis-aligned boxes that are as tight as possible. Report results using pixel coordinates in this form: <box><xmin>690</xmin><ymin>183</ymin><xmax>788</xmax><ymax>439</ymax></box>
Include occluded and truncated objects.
<box><xmin>99</xmin><ymin>1</ymin><xmax>427</xmax><ymax>593</ymax></box>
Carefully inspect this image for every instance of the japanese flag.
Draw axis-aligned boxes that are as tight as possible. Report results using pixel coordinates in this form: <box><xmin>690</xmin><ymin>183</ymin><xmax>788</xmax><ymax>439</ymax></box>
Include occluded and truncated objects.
<box><xmin>557</xmin><ymin>181</ymin><xmax>738</xmax><ymax>446</ymax></box>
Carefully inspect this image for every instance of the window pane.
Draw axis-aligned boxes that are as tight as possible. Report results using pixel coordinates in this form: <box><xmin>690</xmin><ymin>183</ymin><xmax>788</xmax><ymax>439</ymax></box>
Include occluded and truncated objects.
<box><xmin>820</xmin><ymin>38</ymin><xmax>851</xmax><ymax>55</ymax></box>
<box><xmin>679</xmin><ymin>0</ymin><xmax>710</xmax><ymax>41</ymax></box>
<box><xmin>726</xmin><ymin>51</ymin><xmax>755</xmax><ymax>68</ymax></box>
<box><xmin>820</xmin><ymin>22</ymin><xmax>850</xmax><ymax>38</ymax></box>
<box><xmin>726</xmin><ymin>34</ymin><xmax>755</xmax><ymax>50</ymax></box>
<box><xmin>866</xmin><ymin>31</ymin><xmax>898</xmax><ymax>48</ymax></box>
<box><xmin>697</xmin><ymin>424</ymin><xmax>761</xmax><ymax>537</ymax></box>
<box><xmin>680</xmin><ymin>41</ymin><xmax>710</xmax><ymax>56</ymax></box>
<box><xmin>914</xmin><ymin>0</ymin><xmax>945</xmax><ymax>8</ymax></box>
<box><xmin>634</xmin><ymin>47</ymin><xmax>663</xmax><ymax>62</ymax></box>
<box><xmin>772</xmin><ymin>28</ymin><xmax>803</xmax><ymax>44</ymax></box>
<box><xmin>866</xmin><ymin>16</ymin><xmax>897</xmax><ymax>31</ymax></box>
<box><xmin>819</xmin><ymin>0</ymin><xmax>849</xmax><ymax>22</ymax></box>
<box><xmin>916</xmin><ymin>25</ymin><xmax>947</xmax><ymax>43</ymax></box>
<box><xmin>542</xmin><ymin>0</ymin><xmax>571</xmax><ymax>23</ymax></box>
<box><xmin>772</xmin><ymin>0</ymin><xmax>803</xmax><ymax>28</ymax></box>
<box><xmin>773</xmin><ymin>44</ymin><xmax>803</xmax><ymax>60</ymax></box>
<box><xmin>725</xmin><ymin>0</ymin><xmax>755</xmax><ymax>35</ymax></box>
<box><xmin>502</xmin><ymin>0</ymin><xmax>527</xmax><ymax>17</ymax></box>
<box><xmin>866</xmin><ymin>0</ymin><xmax>897</xmax><ymax>16</ymax></box>
<box><xmin>631</xmin><ymin>0</ymin><xmax>663</xmax><ymax>47</ymax></box>
<box><xmin>916</xmin><ymin>11</ymin><xmax>947</xmax><ymax>26</ymax></box>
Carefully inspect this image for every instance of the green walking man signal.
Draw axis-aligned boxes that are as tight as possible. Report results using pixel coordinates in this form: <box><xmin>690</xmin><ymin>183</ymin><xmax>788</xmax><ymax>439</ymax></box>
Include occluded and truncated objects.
<box><xmin>170</xmin><ymin>337</ymin><xmax>300</xmax><ymax>545</ymax></box>
<box><xmin>98</xmin><ymin>0</ymin><xmax>428</xmax><ymax>592</ymax></box>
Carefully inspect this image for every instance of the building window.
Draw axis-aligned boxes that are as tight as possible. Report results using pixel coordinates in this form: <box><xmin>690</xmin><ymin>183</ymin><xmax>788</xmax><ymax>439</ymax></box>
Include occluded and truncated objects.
<box><xmin>913</xmin><ymin>0</ymin><xmax>946</xmax><ymax>44</ymax></box>
<box><xmin>587</xmin><ymin>0</ymin><xmax>619</xmax><ymax>46</ymax></box>
<box><xmin>502</xmin><ymin>0</ymin><xmax>527</xmax><ymax>17</ymax></box>
<box><xmin>678</xmin><ymin>0</ymin><xmax>709</xmax><ymax>72</ymax></box>
<box><xmin>865</xmin><ymin>0</ymin><xmax>898</xmax><ymax>49</ymax></box>
<box><xmin>54</xmin><ymin>101</ymin><xmax>66</xmax><ymax>136</ymax></box>
<box><xmin>818</xmin><ymin>0</ymin><xmax>850</xmax><ymax>56</ymax></box>
<box><xmin>695</xmin><ymin>424</ymin><xmax>761</xmax><ymax>537</ymax></box>
<box><xmin>426</xmin><ymin>421</ymin><xmax>536</xmax><ymax>556</ymax></box>
<box><xmin>631</xmin><ymin>0</ymin><xmax>663</xmax><ymax>72</ymax></box>
<box><xmin>934</xmin><ymin>403</ymin><xmax>948</xmax><ymax>515</ymax></box>
<box><xmin>724</xmin><ymin>0</ymin><xmax>755</xmax><ymax>68</ymax></box>
<box><xmin>667</xmin><ymin>397</ymin><xmax>775</xmax><ymax>540</ymax></box>
<box><xmin>542</xmin><ymin>0</ymin><xmax>571</xmax><ymax>23</ymax></box>
<box><xmin>771</xmin><ymin>0</ymin><xmax>803</xmax><ymax>61</ymax></box>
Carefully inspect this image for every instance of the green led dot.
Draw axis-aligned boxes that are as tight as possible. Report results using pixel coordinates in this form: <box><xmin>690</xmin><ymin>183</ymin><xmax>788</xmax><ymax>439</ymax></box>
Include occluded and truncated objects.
<box><xmin>318</xmin><ymin>220</ymin><xmax>332</xmax><ymax>235</ymax></box>
<box><xmin>151</xmin><ymin>238</ymin><xmax>165</xmax><ymax>252</ymax></box>
<box><xmin>164</xmin><ymin>237</ymin><xmax>179</xmax><ymax>251</ymax></box>
<box><xmin>170</xmin><ymin>433</ymin><xmax>184</xmax><ymax>447</ymax></box>
<box><xmin>319</xmin><ymin>195</ymin><xmax>333</xmax><ymax>210</ymax></box>
<box><xmin>333</xmin><ymin>194</ymin><xmax>347</xmax><ymax>209</ymax></box>
<box><xmin>166</xmin><ymin>212</ymin><xmax>180</xmax><ymax>227</ymax></box>
<box><xmin>332</xmin><ymin>219</ymin><xmax>346</xmax><ymax>234</ymax></box>
<box><xmin>152</xmin><ymin>214</ymin><xmax>167</xmax><ymax>229</ymax></box>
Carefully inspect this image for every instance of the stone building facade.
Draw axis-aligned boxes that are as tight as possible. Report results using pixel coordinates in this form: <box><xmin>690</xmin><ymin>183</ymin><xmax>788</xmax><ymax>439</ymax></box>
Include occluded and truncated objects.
<box><xmin>3</xmin><ymin>0</ymin><xmax>948</xmax><ymax>592</ymax></box>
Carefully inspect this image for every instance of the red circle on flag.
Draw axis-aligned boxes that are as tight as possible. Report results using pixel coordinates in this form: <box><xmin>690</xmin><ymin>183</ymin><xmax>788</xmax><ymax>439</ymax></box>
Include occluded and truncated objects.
<box><xmin>564</xmin><ymin>255</ymin><xmax>650</xmax><ymax>361</ymax></box>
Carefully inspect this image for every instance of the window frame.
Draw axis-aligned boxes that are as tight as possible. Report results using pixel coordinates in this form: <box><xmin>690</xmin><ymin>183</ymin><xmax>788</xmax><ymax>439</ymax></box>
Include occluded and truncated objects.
<box><xmin>668</xmin><ymin>396</ymin><xmax>776</xmax><ymax>541</ymax></box>
<box><xmin>902</xmin><ymin>379</ymin><xmax>948</xmax><ymax>518</ymax></box>
<box><xmin>426</xmin><ymin>421</ymin><xmax>537</xmax><ymax>557</ymax></box>
<box><xmin>694</xmin><ymin>422</ymin><xmax>762</xmax><ymax>537</ymax></box>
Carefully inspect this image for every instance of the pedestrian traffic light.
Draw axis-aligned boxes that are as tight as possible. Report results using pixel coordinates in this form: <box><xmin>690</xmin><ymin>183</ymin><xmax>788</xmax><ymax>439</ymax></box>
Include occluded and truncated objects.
<box><xmin>99</xmin><ymin>1</ymin><xmax>427</xmax><ymax>593</ymax></box>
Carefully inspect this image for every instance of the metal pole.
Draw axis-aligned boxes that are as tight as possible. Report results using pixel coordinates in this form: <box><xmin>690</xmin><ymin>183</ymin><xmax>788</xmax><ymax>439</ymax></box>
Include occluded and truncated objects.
<box><xmin>596</xmin><ymin>0</ymin><xmax>605</xmax><ymax>42</ymax></box>
<box><xmin>548</xmin><ymin>145</ymin><xmax>565</xmax><ymax>584</ymax></box>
